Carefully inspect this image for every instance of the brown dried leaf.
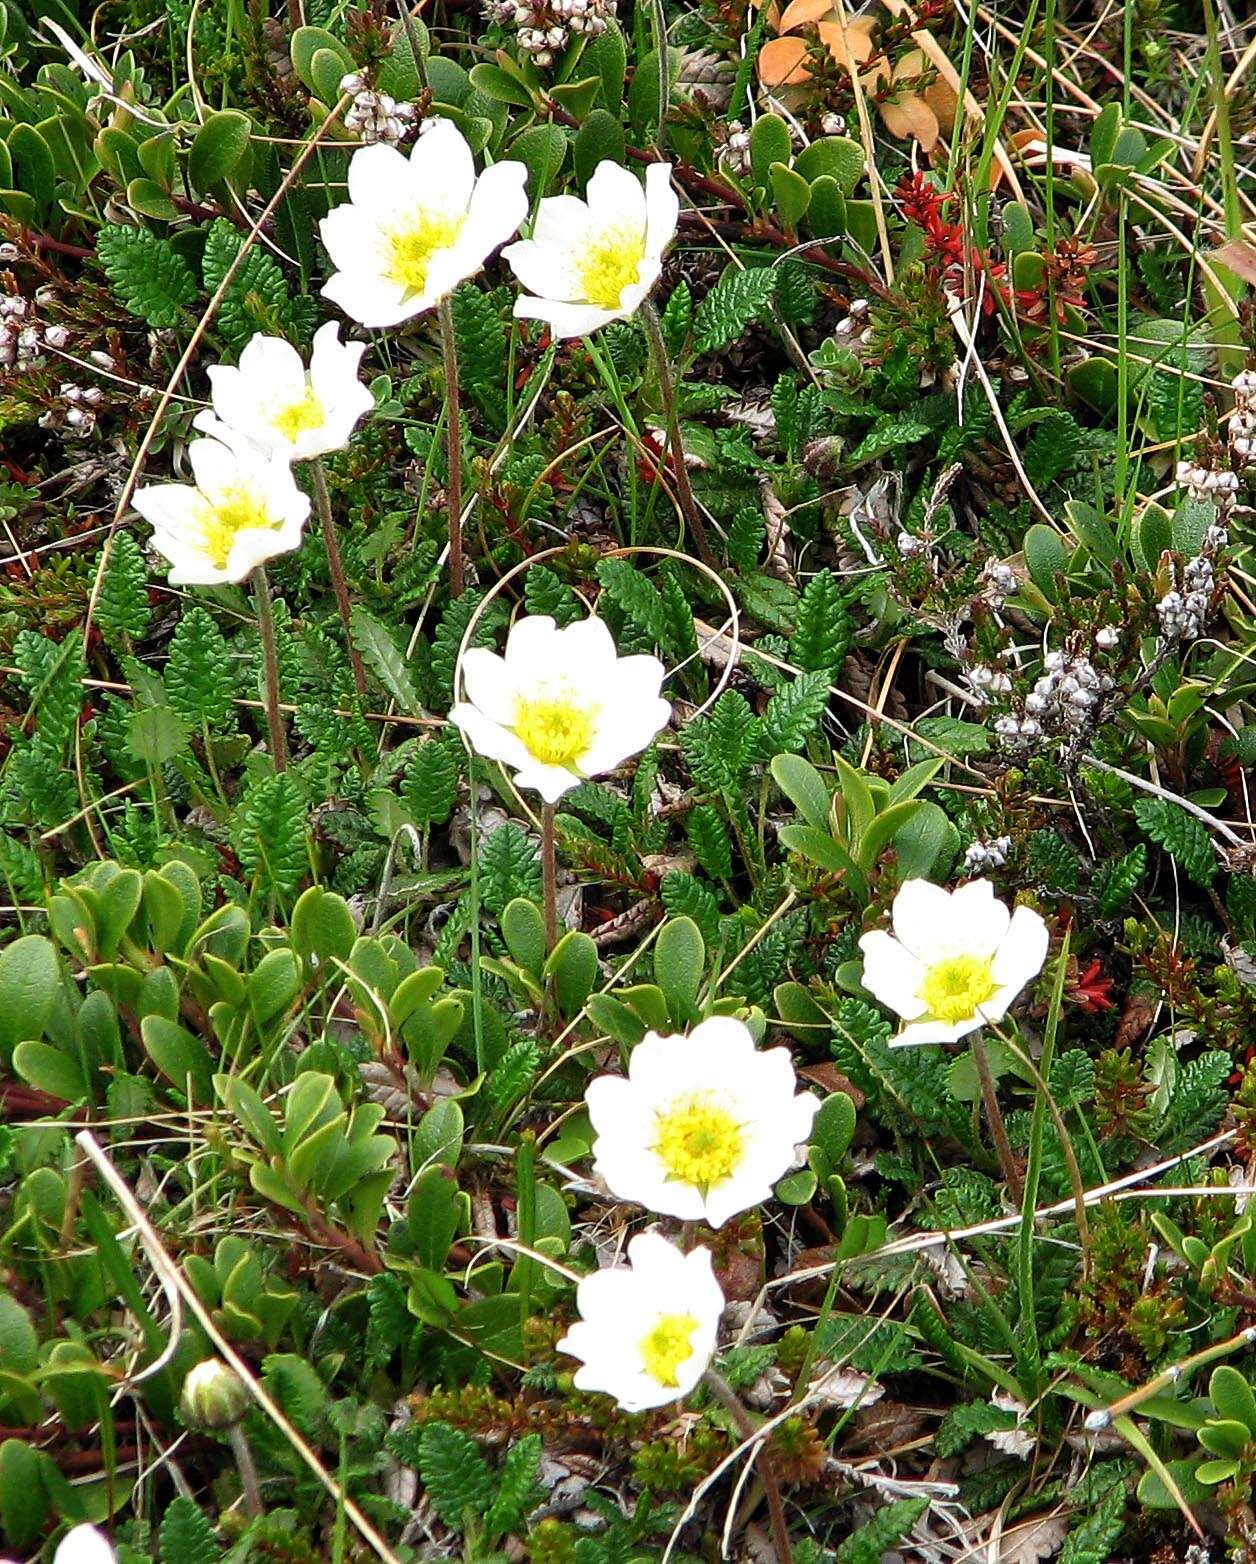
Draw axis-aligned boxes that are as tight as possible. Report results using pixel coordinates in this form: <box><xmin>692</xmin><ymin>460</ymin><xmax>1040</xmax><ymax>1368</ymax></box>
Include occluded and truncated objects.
<box><xmin>807</xmin><ymin>1364</ymin><xmax>885</xmax><ymax>1408</ymax></box>
<box><xmin>797</xmin><ymin>1062</ymin><xmax>865</xmax><ymax>1108</ymax></box>
<box><xmin>841</xmin><ymin>1399</ymin><xmax>929</xmax><ymax>1454</ymax></box>
<box><xmin>997</xmin><ymin>1511</ymin><xmax>1070</xmax><ymax>1564</ymax></box>
<box><xmin>590</xmin><ymin>899</ymin><xmax>661</xmax><ymax>948</ymax></box>
<box><xmin>1215</xmin><ymin>239</ymin><xmax>1256</xmax><ymax>288</ymax></box>
<box><xmin>1115</xmin><ymin>990</ymin><xmax>1157</xmax><ymax>1050</ymax></box>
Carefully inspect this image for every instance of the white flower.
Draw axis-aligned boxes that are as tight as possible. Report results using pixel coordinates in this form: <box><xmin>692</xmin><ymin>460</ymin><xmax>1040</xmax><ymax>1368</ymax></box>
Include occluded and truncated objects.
<box><xmin>557</xmin><ymin>1231</ymin><xmax>723</xmax><ymax>1411</ymax></box>
<box><xmin>450</xmin><ymin>613</ymin><xmax>670</xmax><ymax>803</ymax></box>
<box><xmin>193</xmin><ymin>323</ymin><xmax>374</xmax><ymax>462</ymax></box>
<box><xmin>503</xmin><ymin>160</ymin><xmax>679</xmax><ymax>338</ymax></box>
<box><xmin>54</xmin><ymin>1526</ymin><xmax>115</xmax><ymax>1564</ymax></box>
<box><xmin>858</xmin><ymin>878</ymin><xmax>1049</xmax><ymax>1048</ymax></box>
<box><xmin>133</xmin><ymin>436</ymin><xmax>310</xmax><ymax>585</ymax></box>
<box><xmin>319</xmin><ymin>117</ymin><xmax>528</xmax><ymax>327</ymax></box>
<box><xmin>584</xmin><ymin>1015</ymin><xmax>820</xmax><ymax>1227</ymax></box>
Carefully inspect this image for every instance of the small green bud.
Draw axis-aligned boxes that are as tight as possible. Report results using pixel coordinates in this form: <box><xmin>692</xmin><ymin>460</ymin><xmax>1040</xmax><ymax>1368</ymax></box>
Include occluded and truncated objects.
<box><xmin>180</xmin><ymin>1357</ymin><xmax>249</xmax><ymax>1430</ymax></box>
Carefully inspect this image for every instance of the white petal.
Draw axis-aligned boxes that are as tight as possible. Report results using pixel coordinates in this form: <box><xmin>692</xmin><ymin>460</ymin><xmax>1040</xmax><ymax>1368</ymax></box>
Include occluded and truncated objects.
<box><xmin>237</xmin><ymin>331</ymin><xmax>305</xmax><ymax>391</ymax></box>
<box><xmin>584</xmin><ymin>1071</ymin><xmax>633</xmax><ymax>1135</ymax></box>
<box><xmin>319</xmin><ymin>200</ymin><xmax>380</xmax><ymax>274</ymax></box>
<box><xmin>511</xmin><ymin>760</ymin><xmax>583</xmax><ymax>802</ymax></box>
<box><xmin>132</xmin><ymin>480</ymin><xmax>207</xmax><ymax>537</ymax></box>
<box><xmin>192</xmin><ymin>407</ymin><xmax>261</xmax><ymax>450</ymax></box>
<box><xmin>626</xmin><ymin>1229</ymin><xmax>691</xmax><ymax>1276</ymax></box>
<box><xmin>643</xmin><ymin>160</ymin><xmax>681</xmax><ymax>259</ymax></box>
<box><xmin>990</xmin><ymin>904</ymin><xmax>1049</xmax><ymax>993</ymax></box>
<box><xmin>186</xmin><ymin>435</ymin><xmax>240</xmax><ymax>499</ymax></box>
<box><xmin>455</xmin><ymin>158</ymin><xmax>529</xmax><ymax>261</ymax></box>
<box><xmin>448</xmin><ymin>702</ymin><xmax>532</xmax><ymax>773</ymax></box>
<box><xmin>580</xmin><ymin>689</ymin><xmax>669</xmax><ymax>777</ymax></box>
<box><xmin>459</xmin><ymin>646</ymin><xmax>518</xmax><ymax>722</ymax></box>
<box><xmin>423</xmin><ymin>240</ymin><xmax>487</xmax><ymax>309</ymax></box>
<box><xmin>406</xmin><ymin>117</ymin><xmax>477</xmax><ymax>215</ymax></box>
<box><xmin>891</xmin><ymin>1015</ymin><xmax>979</xmax><ymax>1048</ymax></box>
<box><xmin>501</xmin><ymin>613</ymin><xmax>561</xmax><ymax>679</ymax></box>
<box><xmin>558</xmin><ymin>613</ymin><xmax>619</xmax><ymax>666</ymax></box>
<box><xmin>888</xmin><ymin>878</ymin><xmax>960</xmax><ymax>962</ymax></box>
<box><xmin>666</xmin><ymin>1014</ymin><xmax>757</xmax><ymax>1081</ymax></box>
<box><xmin>503</xmin><ymin>235</ymin><xmax>577</xmax><ymax>302</ymax></box>
<box><xmin>223</xmin><ymin>520</ymin><xmax>304</xmax><ymax>582</ymax></box>
<box><xmin>585</xmin><ymin>159</ymin><xmax>648</xmax><ymax>231</ymax></box>
<box><xmin>503</xmin><ymin>191</ymin><xmax>597</xmax><ymax>301</ymax></box>
<box><xmin>309</xmin><ymin>321</ymin><xmax>370</xmax><ymax>415</ymax></box>
<box><xmin>54</xmin><ymin>1525</ymin><xmax>115</xmax><ymax>1564</ymax></box>
<box><xmin>513</xmin><ymin>293</ymin><xmax>622</xmax><ymax>339</ymax></box>
<box><xmin>615</xmin><ymin>258</ymin><xmax>661</xmax><ymax>316</ymax></box>
<box><xmin>321</xmin><ymin>266</ymin><xmax>422</xmax><ymax>328</ymax></box>
<box><xmin>346</xmin><ymin>141</ymin><xmax>413</xmax><ymax>213</ymax></box>
<box><xmin>623</xmin><ymin>1028</ymin><xmax>689</xmax><ymax>1093</ymax></box>
<box><xmin>857</xmin><ymin>930</ymin><xmax>927</xmax><ymax>1020</ymax></box>
<box><xmin>532</xmin><ymin>192</ymin><xmax>597</xmax><ymax>252</ymax></box>
<box><xmin>596</xmin><ymin>1147</ymin><xmax>706</xmax><ymax>1218</ymax></box>
<box><xmin>947</xmin><ymin>878</ymin><xmax>1012</xmax><ymax>959</ymax></box>
<box><xmin>202</xmin><ymin>362</ymin><xmax>247</xmax><ymax>413</ymax></box>
<box><xmin>704</xmin><ymin>1168</ymin><xmax>776</xmax><ymax>1228</ymax></box>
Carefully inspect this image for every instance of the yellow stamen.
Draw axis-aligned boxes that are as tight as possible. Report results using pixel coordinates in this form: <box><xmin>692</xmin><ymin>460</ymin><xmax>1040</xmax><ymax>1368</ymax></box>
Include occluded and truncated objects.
<box><xmin>200</xmin><ymin>487</ymin><xmax>277</xmax><ymax>570</ymax></box>
<box><xmin>385</xmin><ymin>211</ymin><xmax>466</xmax><ymax>296</ymax></box>
<box><xmin>639</xmin><ymin>1312</ymin><xmax>699</xmax><ymax>1387</ymax></box>
<box><xmin>578</xmin><ymin>224</ymin><xmax>646</xmax><ymax>310</ymax></box>
<box><xmin>272</xmin><ymin>384</ymin><xmax>325</xmax><ymax>440</ymax></box>
<box><xmin>513</xmin><ymin>693</ymin><xmax>597</xmax><ymax>769</ymax></box>
<box><xmin>653</xmin><ymin>1095</ymin><xmax>744</xmax><ymax>1192</ymax></box>
<box><xmin>918</xmin><ymin>954</ymin><xmax>998</xmax><ymax>1024</ymax></box>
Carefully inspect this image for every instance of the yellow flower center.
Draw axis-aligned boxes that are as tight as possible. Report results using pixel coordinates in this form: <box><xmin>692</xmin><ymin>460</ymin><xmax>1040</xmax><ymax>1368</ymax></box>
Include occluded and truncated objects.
<box><xmin>513</xmin><ymin>693</ymin><xmax>598</xmax><ymax>769</ymax></box>
<box><xmin>200</xmin><ymin>487</ymin><xmax>276</xmax><ymax>570</ymax></box>
<box><xmin>653</xmin><ymin>1095</ymin><xmax>744</xmax><ymax>1192</ymax></box>
<box><xmin>578</xmin><ymin>224</ymin><xmax>646</xmax><ymax>310</ymax></box>
<box><xmin>918</xmin><ymin>954</ymin><xmax>998</xmax><ymax>1024</ymax></box>
<box><xmin>385</xmin><ymin>210</ymin><xmax>466</xmax><ymax>296</ymax></box>
<box><xmin>272</xmin><ymin>384</ymin><xmax>325</xmax><ymax>441</ymax></box>
<box><xmin>639</xmin><ymin>1312</ymin><xmax>699</xmax><ymax>1387</ymax></box>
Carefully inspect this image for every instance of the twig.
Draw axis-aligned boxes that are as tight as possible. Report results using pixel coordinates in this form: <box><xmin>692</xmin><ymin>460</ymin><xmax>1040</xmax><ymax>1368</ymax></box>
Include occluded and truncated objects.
<box><xmin>1083</xmin><ymin>753</ymin><xmax>1249</xmax><ymax>849</ymax></box>
<box><xmin>970</xmin><ymin>1033</ymin><xmax>1023</xmax><ymax>1204</ymax></box>
<box><xmin>541</xmin><ymin>802</ymin><xmax>558</xmax><ymax>951</ymax></box>
<box><xmin>702</xmin><ymin>1369</ymin><xmax>792</xmax><ymax>1564</ymax></box>
<box><xmin>640</xmin><ymin>302</ymin><xmax>718</xmax><ymax>570</ymax></box>
<box><xmin>438</xmin><ymin>296</ymin><xmax>466</xmax><ymax>597</ymax></box>
<box><xmin>309</xmin><ymin>458</ymin><xmax>368</xmax><ymax>700</ymax></box>
<box><xmin>251</xmin><ymin>565</ymin><xmax>289</xmax><ymax>772</ymax></box>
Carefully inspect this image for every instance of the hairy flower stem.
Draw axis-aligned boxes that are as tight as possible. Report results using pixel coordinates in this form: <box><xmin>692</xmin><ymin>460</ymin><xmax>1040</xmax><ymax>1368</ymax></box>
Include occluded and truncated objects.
<box><xmin>309</xmin><ymin>458</ymin><xmax>368</xmax><ymax>701</ymax></box>
<box><xmin>640</xmin><ymin>302</ymin><xmax>718</xmax><ymax>572</ymax></box>
<box><xmin>251</xmin><ymin>565</ymin><xmax>288</xmax><ymax>773</ymax></box>
<box><xmin>702</xmin><ymin>1369</ymin><xmax>792</xmax><ymax>1564</ymax></box>
<box><xmin>438</xmin><ymin>296</ymin><xmax>465</xmax><ymax>597</ymax></box>
<box><xmin>541</xmin><ymin>802</ymin><xmax>558</xmax><ymax>952</ymax></box>
<box><xmin>971</xmin><ymin>1033</ymin><xmax>1022</xmax><ymax>1203</ymax></box>
<box><xmin>227</xmin><ymin>1423</ymin><xmax>263</xmax><ymax>1517</ymax></box>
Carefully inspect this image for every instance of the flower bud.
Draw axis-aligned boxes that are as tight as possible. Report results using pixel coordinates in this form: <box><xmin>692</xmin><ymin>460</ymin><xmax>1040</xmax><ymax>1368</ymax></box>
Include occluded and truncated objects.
<box><xmin>180</xmin><ymin>1357</ymin><xmax>250</xmax><ymax>1429</ymax></box>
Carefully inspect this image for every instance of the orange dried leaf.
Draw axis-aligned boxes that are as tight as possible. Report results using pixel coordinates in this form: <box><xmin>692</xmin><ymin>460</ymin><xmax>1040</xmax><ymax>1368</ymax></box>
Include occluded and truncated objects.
<box><xmin>777</xmin><ymin>0</ymin><xmax>833</xmax><ymax>35</ymax></box>
<box><xmin>880</xmin><ymin>92</ymin><xmax>939</xmax><ymax>149</ymax></box>
<box><xmin>817</xmin><ymin>14</ymin><xmax>876</xmax><ymax>69</ymax></box>
<box><xmin>923</xmin><ymin>77</ymin><xmax>957</xmax><ymax>133</ymax></box>
<box><xmin>758</xmin><ymin>34</ymin><xmax>812</xmax><ymax>85</ymax></box>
